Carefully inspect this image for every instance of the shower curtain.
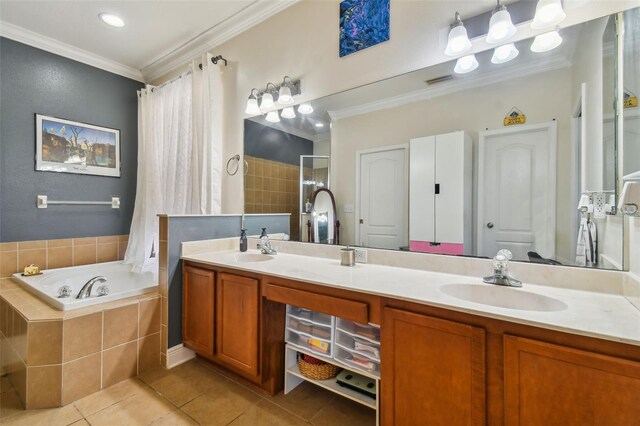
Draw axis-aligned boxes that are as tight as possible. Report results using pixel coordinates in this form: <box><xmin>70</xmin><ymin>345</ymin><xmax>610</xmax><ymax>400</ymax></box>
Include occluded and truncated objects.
<box><xmin>125</xmin><ymin>54</ymin><xmax>223</xmax><ymax>272</ymax></box>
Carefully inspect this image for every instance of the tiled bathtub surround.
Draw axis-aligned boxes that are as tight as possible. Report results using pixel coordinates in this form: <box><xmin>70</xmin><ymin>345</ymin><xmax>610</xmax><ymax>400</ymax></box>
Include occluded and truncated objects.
<box><xmin>0</xmin><ymin>284</ymin><xmax>161</xmax><ymax>409</ymax></box>
<box><xmin>0</xmin><ymin>235</ymin><xmax>129</xmax><ymax>278</ymax></box>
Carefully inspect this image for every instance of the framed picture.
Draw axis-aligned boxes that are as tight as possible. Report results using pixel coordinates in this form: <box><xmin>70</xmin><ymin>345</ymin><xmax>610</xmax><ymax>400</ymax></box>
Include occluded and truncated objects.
<box><xmin>35</xmin><ymin>114</ymin><xmax>120</xmax><ymax>177</ymax></box>
<box><xmin>339</xmin><ymin>0</ymin><xmax>390</xmax><ymax>57</ymax></box>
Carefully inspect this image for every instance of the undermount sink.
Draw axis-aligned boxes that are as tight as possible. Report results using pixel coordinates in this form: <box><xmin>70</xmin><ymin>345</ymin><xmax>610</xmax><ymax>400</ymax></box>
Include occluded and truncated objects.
<box><xmin>234</xmin><ymin>253</ymin><xmax>274</xmax><ymax>263</ymax></box>
<box><xmin>440</xmin><ymin>283</ymin><xmax>567</xmax><ymax>312</ymax></box>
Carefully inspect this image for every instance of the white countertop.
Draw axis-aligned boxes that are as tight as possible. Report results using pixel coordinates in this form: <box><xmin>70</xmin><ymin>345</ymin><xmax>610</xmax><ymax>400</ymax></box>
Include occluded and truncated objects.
<box><xmin>182</xmin><ymin>249</ymin><xmax>640</xmax><ymax>346</ymax></box>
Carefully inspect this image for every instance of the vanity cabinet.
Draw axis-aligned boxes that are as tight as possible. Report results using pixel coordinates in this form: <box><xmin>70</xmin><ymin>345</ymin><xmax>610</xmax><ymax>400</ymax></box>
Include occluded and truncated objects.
<box><xmin>503</xmin><ymin>335</ymin><xmax>640</xmax><ymax>425</ymax></box>
<box><xmin>182</xmin><ymin>265</ymin><xmax>215</xmax><ymax>359</ymax></box>
<box><xmin>214</xmin><ymin>273</ymin><xmax>260</xmax><ymax>378</ymax></box>
<box><xmin>381</xmin><ymin>307</ymin><xmax>486</xmax><ymax>426</ymax></box>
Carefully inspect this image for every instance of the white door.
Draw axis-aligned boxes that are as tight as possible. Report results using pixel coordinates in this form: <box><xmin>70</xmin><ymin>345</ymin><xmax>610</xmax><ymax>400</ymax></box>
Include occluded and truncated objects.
<box><xmin>357</xmin><ymin>146</ymin><xmax>408</xmax><ymax>250</ymax></box>
<box><xmin>477</xmin><ymin>121</ymin><xmax>557</xmax><ymax>261</ymax></box>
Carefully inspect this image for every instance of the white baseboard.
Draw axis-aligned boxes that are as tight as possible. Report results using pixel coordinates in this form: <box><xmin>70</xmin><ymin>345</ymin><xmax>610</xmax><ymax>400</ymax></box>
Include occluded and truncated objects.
<box><xmin>166</xmin><ymin>344</ymin><xmax>196</xmax><ymax>369</ymax></box>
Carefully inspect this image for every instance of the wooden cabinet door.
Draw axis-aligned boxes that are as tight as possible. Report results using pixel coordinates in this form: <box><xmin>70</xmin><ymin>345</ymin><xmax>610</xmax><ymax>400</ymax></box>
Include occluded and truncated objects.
<box><xmin>381</xmin><ymin>307</ymin><xmax>486</xmax><ymax>426</ymax></box>
<box><xmin>182</xmin><ymin>266</ymin><xmax>215</xmax><ymax>359</ymax></box>
<box><xmin>504</xmin><ymin>335</ymin><xmax>640</xmax><ymax>426</ymax></box>
<box><xmin>215</xmin><ymin>273</ymin><xmax>260</xmax><ymax>378</ymax></box>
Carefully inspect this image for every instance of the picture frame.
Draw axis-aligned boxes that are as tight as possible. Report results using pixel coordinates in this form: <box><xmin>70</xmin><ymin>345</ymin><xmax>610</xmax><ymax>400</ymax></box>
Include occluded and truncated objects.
<box><xmin>339</xmin><ymin>0</ymin><xmax>390</xmax><ymax>57</ymax></box>
<box><xmin>35</xmin><ymin>114</ymin><xmax>121</xmax><ymax>177</ymax></box>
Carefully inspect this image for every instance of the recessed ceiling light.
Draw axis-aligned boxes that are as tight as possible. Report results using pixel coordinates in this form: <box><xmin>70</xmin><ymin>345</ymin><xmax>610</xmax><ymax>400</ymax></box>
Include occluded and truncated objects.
<box><xmin>99</xmin><ymin>13</ymin><xmax>125</xmax><ymax>28</ymax></box>
<box><xmin>315</xmin><ymin>123</ymin><xmax>324</xmax><ymax>128</ymax></box>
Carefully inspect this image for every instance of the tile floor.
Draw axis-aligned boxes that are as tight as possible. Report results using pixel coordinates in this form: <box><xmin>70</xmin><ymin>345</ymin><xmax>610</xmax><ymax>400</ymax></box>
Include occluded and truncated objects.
<box><xmin>0</xmin><ymin>357</ymin><xmax>376</xmax><ymax>425</ymax></box>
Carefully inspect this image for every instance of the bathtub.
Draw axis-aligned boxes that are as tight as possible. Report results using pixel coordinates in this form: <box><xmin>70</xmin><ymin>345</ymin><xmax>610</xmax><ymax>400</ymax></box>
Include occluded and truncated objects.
<box><xmin>12</xmin><ymin>261</ymin><xmax>157</xmax><ymax>311</ymax></box>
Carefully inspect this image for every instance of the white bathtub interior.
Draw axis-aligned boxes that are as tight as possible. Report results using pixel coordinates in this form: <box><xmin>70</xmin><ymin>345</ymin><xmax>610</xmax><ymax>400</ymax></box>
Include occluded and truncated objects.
<box><xmin>12</xmin><ymin>261</ymin><xmax>158</xmax><ymax>310</ymax></box>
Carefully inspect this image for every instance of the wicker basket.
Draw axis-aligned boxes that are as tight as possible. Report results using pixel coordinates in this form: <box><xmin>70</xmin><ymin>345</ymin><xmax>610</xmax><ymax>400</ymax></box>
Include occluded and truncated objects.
<box><xmin>297</xmin><ymin>353</ymin><xmax>341</xmax><ymax>380</ymax></box>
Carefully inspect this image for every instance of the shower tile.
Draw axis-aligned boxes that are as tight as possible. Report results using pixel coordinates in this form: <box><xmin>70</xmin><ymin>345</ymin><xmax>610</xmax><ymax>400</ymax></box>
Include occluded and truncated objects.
<box><xmin>73</xmin><ymin>245</ymin><xmax>96</xmax><ymax>266</ymax></box>
<box><xmin>17</xmin><ymin>249</ymin><xmax>46</xmax><ymax>272</ymax></box>
<box><xmin>0</xmin><ymin>251</ymin><xmax>17</xmax><ymax>278</ymax></box>
<box><xmin>138</xmin><ymin>332</ymin><xmax>160</xmax><ymax>373</ymax></box>
<box><xmin>103</xmin><ymin>304</ymin><xmax>138</xmax><ymax>349</ymax></box>
<box><xmin>26</xmin><ymin>365</ymin><xmax>62</xmax><ymax>408</ymax></box>
<box><xmin>47</xmin><ymin>247</ymin><xmax>73</xmax><ymax>269</ymax></box>
<box><xmin>139</xmin><ymin>298</ymin><xmax>160</xmax><ymax>337</ymax></box>
<box><xmin>27</xmin><ymin>320</ymin><xmax>63</xmax><ymax>365</ymax></box>
<box><xmin>102</xmin><ymin>341</ymin><xmax>137</xmax><ymax>388</ymax></box>
<box><xmin>63</xmin><ymin>312</ymin><xmax>102</xmax><ymax>362</ymax></box>
<box><xmin>17</xmin><ymin>241</ymin><xmax>46</xmax><ymax>250</ymax></box>
<box><xmin>97</xmin><ymin>236</ymin><xmax>118</xmax><ymax>244</ymax></box>
<box><xmin>0</xmin><ymin>242</ymin><xmax>18</xmax><ymax>251</ymax></box>
<box><xmin>47</xmin><ymin>238</ymin><xmax>73</xmax><ymax>248</ymax></box>
<box><xmin>73</xmin><ymin>237</ymin><xmax>97</xmax><ymax>246</ymax></box>
<box><xmin>97</xmin><ymin>243</ymin><xmax>118</xmax><ymax>263</ymax></box>
<box><xmin>62</xmin><ymin>352</ymin><xmax>101</xmax><ymax>405</ymax></box>
<box><xmin>12</xmin><ymin>314</ymin><xmax>27</xmax><ymax>361</ymax></box>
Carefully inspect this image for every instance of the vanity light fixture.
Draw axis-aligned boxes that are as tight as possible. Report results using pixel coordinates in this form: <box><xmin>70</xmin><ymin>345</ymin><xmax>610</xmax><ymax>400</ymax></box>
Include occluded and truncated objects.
<box><xmin>531</xmin><ymin>0</ymin><xmax>566</xmax><ymax>30</ymax></box>
<box><xmin>454</xmin><ymin>54</ymin><xmax>479</xmax><ymax>74</ymax></box>
<box><xmin>491</xmin><ymin>43</ymin><xmax>519</xmax><ymax>64</ymax></box>
<box><xmin>99</xmin><ymin>13</ymin><xmax>125</xmax><ymax>28</ymax></box>
<box><xmin>265</xmin><ymin>110</ymin><xmax>280</xmax><ymax>123</ymax></box>
<box><xmin>260</xmin><ymin>83</ymin><xmax>277</xmax><ymax>111</ymax></box>
<box><xmin>245</xmin><ymin>89</ymin><xmax>261</xmax><ymax>115</ymax></box>
<box><xmin>530</xmin><ymin>27</ymin><xmax>563</xmax><ymax>52</ymax></box>
<box><xmin>277</xmin><ymin>76</ymin><xmax>295</xmax><ymax>105</ymax></box>
<box><xmin>298</xmin><ymin>103</ymin><xmax>314</xmax><ymax>114</ymax></box>
<box><xmin>486</xmin><ymin>1</ymin><xmax>517</xmax><ymax>44</ymax></box>
<box><xmin>281</xmin><ymin>107</ymin><xmax>296</xmax><ymax>119</ymax></box>
<box><xmin>445</xmin><ymin>12</ymin><xmax>472</xmax><ymax>57</ymax></box>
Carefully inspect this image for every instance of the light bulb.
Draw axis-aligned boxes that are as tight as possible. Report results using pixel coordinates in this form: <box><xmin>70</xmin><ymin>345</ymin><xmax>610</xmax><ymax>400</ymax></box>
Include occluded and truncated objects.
<box><xmin>491</xmin><ymin>43</ymin><xmax>519</xmax><ymax>64</ymax></box>
<box><xmin>445</xmin><ymin>13</ymin><xmax>472</xmax><ymax>56</ymax></box>
<box><xmin>454</xmin><ymin>54</ymin><xmax>479</xmax><ymax>74</ymax></box>
<box><xmin>265</xmin><ymin>111</ymin><xmax>280</xmax><ymax>123</ymax></box>
<box><xmin>530</xmin><ymin>29</ymin><xmax>563</xmax><ymax>52</ymax></box>
<box><xmin>298</xmin><ymin>103</ymin><xmax>314</xmax><ymax>114</ymax></box>
<box><xmin>278</xmin><ymin>85</ymin><xmax>293</xmax><ymax>105</ymax></box>
<box><xmin>281</xmin><ymin>107</ymin><xmax>296</xmax><ymax>119</ymax></box>
<box><xmin>245</xmin><ymin>97</ymin><xmax>260</xmax><ymax>115</ymax></box>
<box><xmin>531</xmin><ymin>0</ymin><xmax>566</xmax><ymax>29</ymax></box>
<box><xmin>261</xmin><ymin>93</ymin><xmax>274</xmax><ymax>110</ymax></box>
<box><xmin>487</xmin><ymin>7</ymin><xmax>517</xmax><ymax>44</ymax></box>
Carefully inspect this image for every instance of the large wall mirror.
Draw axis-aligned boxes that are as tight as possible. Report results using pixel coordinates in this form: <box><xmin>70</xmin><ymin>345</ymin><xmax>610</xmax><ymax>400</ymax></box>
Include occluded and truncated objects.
<box><xmin>244</xmin><ymin>6</ymin><xmax>639</xmax><ymax>271</ymax></box>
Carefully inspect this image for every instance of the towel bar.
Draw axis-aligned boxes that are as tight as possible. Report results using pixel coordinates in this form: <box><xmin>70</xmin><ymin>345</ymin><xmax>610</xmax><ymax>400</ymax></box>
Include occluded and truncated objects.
<box><xmin>37</xmin><ymin>195</ymin><xmax>120</xmax><ymax>209</ymax></box>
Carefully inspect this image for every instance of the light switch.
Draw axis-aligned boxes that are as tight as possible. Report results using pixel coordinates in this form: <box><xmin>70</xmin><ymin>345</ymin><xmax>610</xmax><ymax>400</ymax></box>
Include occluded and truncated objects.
<box><xmin>343</xmin><ymin>204</ymin><xmax>354</xmax><ymax>213</ymax></box>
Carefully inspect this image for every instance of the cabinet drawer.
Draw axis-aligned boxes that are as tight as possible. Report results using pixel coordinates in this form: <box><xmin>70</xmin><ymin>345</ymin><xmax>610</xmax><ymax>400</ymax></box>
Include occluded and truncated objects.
<box><xmin>264</xmin><ymin>283</ymin><xmax>369</xmax><ymax>323</ymax></box>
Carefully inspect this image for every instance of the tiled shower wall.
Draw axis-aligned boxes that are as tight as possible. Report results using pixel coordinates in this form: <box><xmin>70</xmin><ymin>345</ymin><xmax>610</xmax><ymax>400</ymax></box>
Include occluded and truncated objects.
<box><xmin>0</xmin><ymin>235</ymin><xmax>129</xmax><ymax>278</ymax></box>
<box><xmin>244</xmin><ymin>156</ymin><xmax>300</xmax><ymax>241</ymax></box>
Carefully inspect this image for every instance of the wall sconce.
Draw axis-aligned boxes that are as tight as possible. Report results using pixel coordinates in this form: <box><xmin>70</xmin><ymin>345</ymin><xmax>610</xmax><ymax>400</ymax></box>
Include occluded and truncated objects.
<box><xmin>530</xmin><ymin>27</ymin><xmax>563</xmax><ymax>52</ymax></box>
<box><xmin>491</xmin><ymin>43</ymin><xmax>519</xmax><ymax>64</ymax></box>
<box><xmin>244</xmin><ymin>77</ymin><xmax>302</xmax><ymax>115</ymax></box>
<box><xmin>531</xmin><ymin>0</ymin><xmax>566</xmax><ymax>30</ymax></box>
<box><xmin>454</xmin><ymin>54</ymin><xmax>479</xmax><ymax>74</ymax></box>
<box><xmin>298</xmin><ymin>103</ymin><xmax>313</xmax><ymax>114</ymax></box>
<box><xmin>445</xmin><ymin>12</ymin><xmax>472</xmax><ymax>57</ymax></box>
<box><xmin>487</xmin><ymin>0</ymin><xmax>517</xmax><ymax>44</ymax></box>
<box><xmin>265</xmin><ymin>110</ymin><xmax>280</xmax><ymax>123</ymax></box>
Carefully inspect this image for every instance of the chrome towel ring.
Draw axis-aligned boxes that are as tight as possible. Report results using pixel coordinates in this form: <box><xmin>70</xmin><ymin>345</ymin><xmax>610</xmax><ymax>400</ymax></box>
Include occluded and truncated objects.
<box><xmin>226</xmin><ymin>154</ymin><xmax>248</xmax><ymax>176</ymax></box>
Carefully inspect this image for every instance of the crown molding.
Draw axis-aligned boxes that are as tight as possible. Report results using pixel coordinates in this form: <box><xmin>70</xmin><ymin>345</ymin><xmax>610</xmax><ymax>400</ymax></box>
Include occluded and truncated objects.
<box><xmin>329</xmin><ymin>54</ymin><xmax>572</xmax><ymax>121</ymax></box>
<box><xmin>0</xmin><ymin>21</ymin><xmax>145</xmax><ymax>82</ymax></box>
<box><xmin>142</xmin><ymin>0</ymin><xmax>300</xmax><ymax>82</ymax></box>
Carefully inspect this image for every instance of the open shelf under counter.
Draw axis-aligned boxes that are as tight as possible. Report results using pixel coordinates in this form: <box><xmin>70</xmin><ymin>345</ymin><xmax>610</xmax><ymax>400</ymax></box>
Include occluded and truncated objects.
<box><xmin>284</xmin><ymin>344</ymin><xmax>380</xmax><ymax>425</ymax></box>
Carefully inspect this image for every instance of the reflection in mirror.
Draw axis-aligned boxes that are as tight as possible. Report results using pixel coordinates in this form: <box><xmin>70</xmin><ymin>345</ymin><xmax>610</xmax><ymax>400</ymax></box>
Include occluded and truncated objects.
<box><xmin>310</xmin><ymin>188</ymin><xmax>339</xmax><ymax>244</ymax></box>
<box><xmin>244</xmin><ymin>7</ymin><xmax>638</xmax><ymax>271</ymax></box>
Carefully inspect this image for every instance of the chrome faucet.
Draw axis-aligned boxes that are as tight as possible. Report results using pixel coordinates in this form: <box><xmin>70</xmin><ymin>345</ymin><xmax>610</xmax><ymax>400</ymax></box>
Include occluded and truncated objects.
<box><xmin>76</xmin><ymin>276</ymin><xmax>107</xmax><ymax>299</ymax></box>
<box><xmin>257</xmin><ymin>234</ymin><xmax>277</xmax><ymax>255</ymax></box>
<box><xmin>483</xmin><ymin>250</ymin><xmax>522</xmax><ymax>287</ymax></box>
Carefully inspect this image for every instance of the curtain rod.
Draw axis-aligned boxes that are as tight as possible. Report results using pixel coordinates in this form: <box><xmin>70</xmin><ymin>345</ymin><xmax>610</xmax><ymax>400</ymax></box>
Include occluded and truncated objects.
<box><xmin>140</xmin><ymin>55</ymin><xmax>227</xmax><ymax>95</ymax></box>
<box><xmin>199</xmin><ymin>55</ymin><xmax>228</xmax><ymax>70</ymax></box>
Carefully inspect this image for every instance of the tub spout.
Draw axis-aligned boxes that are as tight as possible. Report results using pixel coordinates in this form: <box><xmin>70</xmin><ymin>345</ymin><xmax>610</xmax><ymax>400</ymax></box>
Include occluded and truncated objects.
<box><xmin>76</xmin><ymin>276</ymin><xmax>107</xmax><ymax>299</ymax></box>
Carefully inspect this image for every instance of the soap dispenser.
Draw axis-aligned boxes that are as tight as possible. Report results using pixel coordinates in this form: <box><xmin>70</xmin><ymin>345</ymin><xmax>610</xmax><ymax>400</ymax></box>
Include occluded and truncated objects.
<box><xmin>239</xmin><ymin>229</ymin><xmax>248</xmax><ymax>252</ymax></box>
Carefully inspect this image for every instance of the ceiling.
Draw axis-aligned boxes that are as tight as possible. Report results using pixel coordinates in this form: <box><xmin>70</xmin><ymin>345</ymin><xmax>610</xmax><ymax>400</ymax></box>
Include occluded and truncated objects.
<box><xmin>0</xmin><ymin>0</ymin><xmax>296</xmax><ymax>81</ymax></box>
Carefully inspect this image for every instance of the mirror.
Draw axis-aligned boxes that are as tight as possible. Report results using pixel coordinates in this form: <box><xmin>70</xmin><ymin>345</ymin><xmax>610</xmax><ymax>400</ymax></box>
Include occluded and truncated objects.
<box><xmin>310</xmin><ymin>188</ymin><xmax>339</xmax><ymax>244</ymax></box>
<box><xmin>244</xmin><ymin>7</ymin><xmax>638</xmax><ymax>271</ymax></box>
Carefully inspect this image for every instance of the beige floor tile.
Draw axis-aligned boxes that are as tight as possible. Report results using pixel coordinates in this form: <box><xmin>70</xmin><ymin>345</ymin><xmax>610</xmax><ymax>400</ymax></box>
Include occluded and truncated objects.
<box><xmin>151</xmin><ymin>409</ymin><xmax>199</xmax><ymax>426</ymax></box>
<box><xmin>85</xmin><ymin>386</ymin><xmax>174</xmax><ymax>426</ymax></box>
<box><xmin>269</xmin><ymin>381</ymin><xmax>336</xmax><ymax>420</ymax></box>
<box><xmin>1</xmin><ymin>403</ymin><xmax>83</xmax><ymax>426</ymax></box>
<box><xmin>309</xmin><ymin>395</ymin><xmax>376</xmax><ymax>426</ymax></box>
<box><xmin>0</xmin><ymin>389</ymin><xmax>23</xmax><ymax>420</ymax></box>
<box><xmin>180</xmin><ymin>380</ymin><xmax>261</xmax><ymax>426</ymax></box>
<box><xmin>145</xmin><ymin>371</ymin><xmax>204</xmax><ymax>407</ymax></box>
<box><xmin>69</xmin><ymin>419</ymin><xmax>90</xmax><ymax>426</ymax></box>
<box><xmin>73</xmin><ymin>377</ymin><xmax>147</xmax><ymax>418</ymax></box>
<box><xmin>137</xmin><ymin>364</ymin><xmax>173</xmax><ymax>386</ymax></box>
<box><xmin>229</xmin><ymin>399</ymin><xmax>309</xmax><ymax>426</ymax></box>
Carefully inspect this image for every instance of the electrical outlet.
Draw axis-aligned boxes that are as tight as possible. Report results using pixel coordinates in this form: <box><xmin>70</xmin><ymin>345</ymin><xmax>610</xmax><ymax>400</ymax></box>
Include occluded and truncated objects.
<box><xmin>343</xmin><ymin>204</ymin><xmax>354</xmax><ymax>213</ymax></box>
<box><xmin>354</xmin><ymin>248</ymin><xmax>368</xmax><ymax>263</ymax></box>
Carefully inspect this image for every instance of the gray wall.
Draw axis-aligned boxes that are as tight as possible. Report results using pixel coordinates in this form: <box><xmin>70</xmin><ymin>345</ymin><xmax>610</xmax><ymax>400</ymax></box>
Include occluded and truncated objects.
<box><xmin>244</xmin><ymin>119</ymin><xmax>313</xmax><ymax>165</ymax></box>
<box><xmin>167</xmin><ymin>214</ymin><xmax>290</xmax><ymax>347</ymax></box>
<box><xmin>0</xmin><ymin>37</ymin><xmax>143</xmax><ymax>242</ymax></box>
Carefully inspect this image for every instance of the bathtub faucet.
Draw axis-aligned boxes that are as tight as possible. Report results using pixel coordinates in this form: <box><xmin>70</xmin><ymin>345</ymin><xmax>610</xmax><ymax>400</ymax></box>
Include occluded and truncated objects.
<box><xmin>76</xmin><ymin>276</ymin><xmax>107</xmax><ymax>299</ymax></box>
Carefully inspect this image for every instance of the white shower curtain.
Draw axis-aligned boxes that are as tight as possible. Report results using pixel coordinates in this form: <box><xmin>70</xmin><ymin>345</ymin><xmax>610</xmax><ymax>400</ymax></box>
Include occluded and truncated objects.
<box><xmin>125</xmin><ymin>54</ymin><xmax>223</xmax><ymax>272</ymax></box>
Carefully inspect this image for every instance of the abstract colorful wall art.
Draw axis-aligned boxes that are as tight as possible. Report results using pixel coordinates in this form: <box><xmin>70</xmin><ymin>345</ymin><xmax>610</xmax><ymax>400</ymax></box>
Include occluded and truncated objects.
<box><xmin>339</xmin><ymin>0</ymin><xmax>390</xmax><ymax>57</ymax></box>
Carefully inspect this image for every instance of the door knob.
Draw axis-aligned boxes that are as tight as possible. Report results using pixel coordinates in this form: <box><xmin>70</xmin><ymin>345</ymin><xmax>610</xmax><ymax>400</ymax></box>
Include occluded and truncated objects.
<box><xmin>487</xmin><ymin>222</ymin><xmax>494</xmax><ymax>229</ymax></box>
<box><xmin>359</xmin><ymin>219</ymin><xmax>364</xmax><ymax>224</ymax></box>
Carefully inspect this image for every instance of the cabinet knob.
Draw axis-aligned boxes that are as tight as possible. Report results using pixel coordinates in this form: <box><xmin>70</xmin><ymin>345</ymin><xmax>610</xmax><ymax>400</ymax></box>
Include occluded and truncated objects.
<box><xmin>487</xmin><ymin>222</ymin><xmax>494</xmax><ymax>229</ymax></box>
